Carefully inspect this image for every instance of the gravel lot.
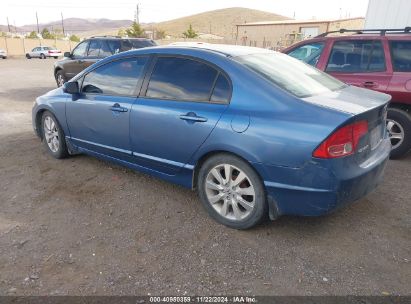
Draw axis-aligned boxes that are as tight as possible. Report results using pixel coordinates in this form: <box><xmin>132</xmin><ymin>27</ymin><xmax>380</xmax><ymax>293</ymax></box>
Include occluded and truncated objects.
<box><xmin>0</xmin><ymin>58</ymin><xmax>410</xmax><ymax>296</ymax></box>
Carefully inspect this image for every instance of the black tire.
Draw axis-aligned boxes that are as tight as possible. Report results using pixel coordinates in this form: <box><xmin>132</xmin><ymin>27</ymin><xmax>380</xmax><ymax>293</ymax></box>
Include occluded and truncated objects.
<box><xmin>54</xmin><ymin>56</ymin><xmax>58</xmax><ymax>59</ymax></box>
<box><xmin>2</xmin><ymin>56</ymin><xmax>6</xmax><ymax>59</ymax></box>
<box><xmin>197</xmin><ymin>153</ymin><xmax>267</xmax><ymax>229</ymax></box>
<box><xmin>26</xmin><ymin>54</ymin><xmax>31</xmax><ymax>59</ymax></box>
<box><xmin>40</xmin><ymin>53</ymin><xmax>46</xmax><ymax>59</ymax></box>
<box><xmin>387</xmin><ymin>108</ymin><xmax>411</xmax><ymax>159</ymax></box>
<box><xmin>55</xmin><ymin>70</ymin><xmax>66</xmax><ymax>87</ymax></box>
<box><xmin>41</xmin><ymin>111</ymin><xmax>69</xmax><ymax>159</ymax></box>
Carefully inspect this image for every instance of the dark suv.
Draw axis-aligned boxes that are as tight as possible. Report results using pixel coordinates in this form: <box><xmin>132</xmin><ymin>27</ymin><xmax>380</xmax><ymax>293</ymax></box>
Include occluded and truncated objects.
<box><xmin>283</xmin><ymin>28</ymin><xmax>411</xmax><ymax>158</ymax></box>
<box><xmin>54</xmin><ymin>36</ymin><xmax>156</xmax><ymax>87</ymax></box>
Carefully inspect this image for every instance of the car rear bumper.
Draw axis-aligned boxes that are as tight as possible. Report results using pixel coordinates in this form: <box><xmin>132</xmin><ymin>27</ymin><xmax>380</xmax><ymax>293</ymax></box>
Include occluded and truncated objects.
<box><xmin>254</xmin><ymin>138</ymin><xmax>391</xmax><ymax>217</ymax></box>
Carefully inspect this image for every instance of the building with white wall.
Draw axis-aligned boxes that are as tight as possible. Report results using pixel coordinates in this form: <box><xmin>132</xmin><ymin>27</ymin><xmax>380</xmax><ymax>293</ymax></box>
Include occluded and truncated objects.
<box><xmin>365</xmin><ymin>0</ymin><xmax>411</xmax><ymax>28</ymax></box>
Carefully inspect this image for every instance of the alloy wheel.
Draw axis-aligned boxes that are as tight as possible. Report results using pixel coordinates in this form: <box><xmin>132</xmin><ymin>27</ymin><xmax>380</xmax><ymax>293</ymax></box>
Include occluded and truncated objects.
<box><xmin>43</xmin><ymin>116</ymin><xmax>60</xmax><ymax>153</ymax></box>
<box><xmin>57</xmin><ymin>74</ymin><xmax>65</xmax><ymax>87</ymax></box>
<box><xmin>387</xmin><ymin>119</ymin><xmax>404</xmax><ymax>149</ymax></box>
<box><xmin>205</xmin><ymin>164</ymin><xmax>255</xmax><ymax>221</ymax></box>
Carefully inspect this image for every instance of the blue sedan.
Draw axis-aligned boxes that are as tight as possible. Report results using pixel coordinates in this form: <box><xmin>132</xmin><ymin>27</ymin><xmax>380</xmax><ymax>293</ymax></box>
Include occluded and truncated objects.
<box><xmin>32</xmin><ymin>45</ymin><xmax>391</xmax><ymax>229</ymax></box>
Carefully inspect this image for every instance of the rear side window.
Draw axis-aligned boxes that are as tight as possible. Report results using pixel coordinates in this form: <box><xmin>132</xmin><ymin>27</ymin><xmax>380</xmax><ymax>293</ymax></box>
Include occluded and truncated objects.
<box><xmin>287</xmin><ymin>42</ymin><xmax>325</xmax><ymax>66</ymax></box>
<box><xmin>390</xmin><ymin>41</ymin><xmax>411</xmax><ymax>72</ymax></box>
<box><xmin>81</xmin><ymin>56</ymin><xmax>148</xmax><ymax>96</ymax></box>
<box><xmin>326</xmin><ymin>40</ymin><xmax>386</xmax><ymax>73</ymax></box>
<box><xmin>130</xmin><ymin>40</ymin><xmax>157</xmax><ymax>48</ymax></box>
<box><xmin>146</xmin><ymin>57</ymin><xmax>219</xmax><ymax>101</ymax></box>
<box><xmin>211</xmin><ymin>74</ymin><xmax>231</xmax><ymax>103</ymax></box>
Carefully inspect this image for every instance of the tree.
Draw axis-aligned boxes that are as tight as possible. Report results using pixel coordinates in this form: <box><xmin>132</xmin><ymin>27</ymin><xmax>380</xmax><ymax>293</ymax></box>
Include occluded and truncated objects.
<box><xmin>41</xmin><ymin>28</ymin><xmax>55</xmax><ymax>39</ymax></box>
<box><xmin>125</xmin><ymin>22</ymin><xmax>146</xmax><ymax>38</ymax></box>
<box><xmin>155</xmin><ymin>29</ymin><xmax>166</xmax><ymax>39</ymax></box>
<box><xmin>27</xmin><ymin>31</ymin><xmax>38</xmax><ymax>39</ymax></box>
<box><xmin>69</xmin><ymin>34</ymin><xmax>80</xmax><ymax>42</ymax></box>
<box><xmin>117</xmin><ymin>29</ymin><xmax>126</xmax><ymax>37</ymax></box>
<box><xmin>182</xmin><ymin>24</ymin><xmax>198</xmax><ymax>38</ymax></box>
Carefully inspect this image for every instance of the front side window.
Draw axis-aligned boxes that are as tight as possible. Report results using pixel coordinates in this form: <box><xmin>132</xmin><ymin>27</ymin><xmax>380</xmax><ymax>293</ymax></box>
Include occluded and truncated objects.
<box><xmin>81</xmin><ymin>56</ymin><xmax>148</xmax><ymax>96</ymax></box>
<box><xmin>390</xmin><ymin>41</ymin><xmax>411</xmax><ymax>72</ymax></box>
<box><xmin>146</xmin><ymin>57</ymin><xmax>219</xmax><ymax>101</ymax></box>
<box><xmin>87</xmin><ymin>40</ymin><xmax>102</xmax><ymax>57</ymax></box>
<box><xmin>72</xmin><ymin>41</ymin><xmax>89</xmax><ymax>58</ymax></box>
<box><xmin>288</xmin><ymin>42</ymin><xmax>325</xmax><ymax>66</ymax></box>
<box><xmin>326</xmin><ymin>40</ymin><xmax>386</xmax><ymax>73</ymax></box>
<box><xmin>130</xmin><ymin>40</ymin><xmax>157</xmax><ymax>49</ymax></box>
<box><xmin>236</xmin><ymin>52</ymin><xmax>345</xmax><ymax>98</ymax></box>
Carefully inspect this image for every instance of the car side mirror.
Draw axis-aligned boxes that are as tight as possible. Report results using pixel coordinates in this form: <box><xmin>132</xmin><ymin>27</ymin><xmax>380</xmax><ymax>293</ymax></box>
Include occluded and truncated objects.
<box><xmin>63</xmin><ymin>81</ymin><xmax>79</xmax><ymax>94</ymax></box>
<box><xmin>64</xmin><ymin>51</ymin><xmax>72</xmax><ymax>58</ymax></box>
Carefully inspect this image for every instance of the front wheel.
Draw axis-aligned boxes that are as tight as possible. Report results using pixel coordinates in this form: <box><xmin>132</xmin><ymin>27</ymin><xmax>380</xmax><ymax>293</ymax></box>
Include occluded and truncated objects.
<box><xmin>387</xmin><ymin>108</ymin><xmax>411</xmax><ymax>159</ymax></box>
<box><xmin>26</xmin><ymin>54</ymin><xmax>31</xmax><ymax>59</ymax></box>
<box><xmin>197</xmin><ymin>154</ymin><xmax>267</xmax><ymax>229</ymax></box>
<box><xmin>41</xmin><ymin>111</ymin><xmax>68</xmax><ymax>159</ymax></box>
<box><xmin>55</xmin><ymin>70</ymin><xmax>66</xmax><ymax>87</ymax></box>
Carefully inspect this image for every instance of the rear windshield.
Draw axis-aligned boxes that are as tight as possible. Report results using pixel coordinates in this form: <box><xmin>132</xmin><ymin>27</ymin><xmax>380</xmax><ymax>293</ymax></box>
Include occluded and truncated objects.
<box><xmin>235</xmin><ymin>52</ymin><xmax>346</xmax><ymax>98</ymax></box>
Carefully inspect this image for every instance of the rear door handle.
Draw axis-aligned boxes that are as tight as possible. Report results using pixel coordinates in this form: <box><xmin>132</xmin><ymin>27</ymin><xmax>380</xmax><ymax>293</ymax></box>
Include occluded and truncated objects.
<box><xmin>179</xmin><ymin>112</ymin><xmax>208</xmax><ymax>122</ymax></box>
<box><xmin>109</xmin><ymin>103</ymin><xmax>128</xmax><ymax>112</ymax></box>
<box><xmin>363</xmin><ymin>81</ymin><xmax>377</xmax><ymax>88</ymax></box>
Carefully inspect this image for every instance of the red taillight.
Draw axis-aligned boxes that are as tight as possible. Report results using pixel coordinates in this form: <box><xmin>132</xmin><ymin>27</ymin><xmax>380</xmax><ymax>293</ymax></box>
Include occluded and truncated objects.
<box><xmin>313</xmin><ymin>120</ymin><xmax>368</xmax><ymax>158</ymax></box>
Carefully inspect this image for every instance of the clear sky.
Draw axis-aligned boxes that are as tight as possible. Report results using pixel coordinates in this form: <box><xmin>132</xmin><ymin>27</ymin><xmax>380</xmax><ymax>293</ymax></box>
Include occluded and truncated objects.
<box><xmin>2</xmin><ymin>0</ymin><xmax>370</xmax><ymax>26</ymax></box>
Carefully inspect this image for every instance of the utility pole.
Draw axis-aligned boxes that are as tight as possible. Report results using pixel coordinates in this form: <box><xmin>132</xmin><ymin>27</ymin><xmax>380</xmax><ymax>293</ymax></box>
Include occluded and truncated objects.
<box><xmin>135</xmin><ymin>3</ymin><xmax>140</xmax><ymax>24</ymax></box>
<box><xmin>6</xmin><ymin>17</ymin><xmax>11</xmax><ymax>32</ymax></box>
<box><xmin>36</xmin><ymin>12</ymin><xmax>40</xmax><ymax>33</ymax></box>
<box><xmin>61</xmin><ymin>12</ymin><xmax>65</xmax><ymax>36</ymax></box>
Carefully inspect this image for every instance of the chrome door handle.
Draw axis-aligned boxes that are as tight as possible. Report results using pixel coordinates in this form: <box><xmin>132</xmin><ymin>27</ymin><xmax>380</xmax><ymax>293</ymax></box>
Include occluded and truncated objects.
<box><xmin>179</xmin><ymin>112</ymin><xmax>208</xmax><ymax>122</ymax></box>
<box><xmin>109</xmin><ymin>103</ymin><xmax>128</xmax><ymax>112</ymax></box>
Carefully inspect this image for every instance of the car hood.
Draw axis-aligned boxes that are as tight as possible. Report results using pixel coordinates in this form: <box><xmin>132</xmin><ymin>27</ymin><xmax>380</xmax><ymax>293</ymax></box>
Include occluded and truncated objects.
<box><xmin>302</xmin><ymin>85</ymin><xmax>391</xmax><ymax>115</ymax></box>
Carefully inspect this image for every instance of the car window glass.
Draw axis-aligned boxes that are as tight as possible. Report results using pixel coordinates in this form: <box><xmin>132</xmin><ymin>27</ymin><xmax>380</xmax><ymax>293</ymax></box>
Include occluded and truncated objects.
<box><xmin>211</xmin><ymin>73</ymin><xmax>231</xmax><ymax>103</ymax></box>
<box><xmin>106</xmin><ymin>40</ymin><xmax>121</xmax><ymax>54</ymax></box>
<box><xmin>87</xmin><ymin>40</ymin><xmax>101</xmax><ymax>57</ymax></box>
<box><xmin>130</xmin><ymin>40</ymin><xmax>157</xmax><ymax>48</ymax></box>
<box><xmin>81</xmin><ymin>56</ymin><xmax>148</xmax><ymax>96</ymax></box>
<box><xmin>288</xmin><ymin>42</ymin><xmax>325</xmax><ymax>66</ymax></box>
<box><xmin>236</xmin><ymin>52</ymin><xmax>345</xmax><ymax>98</ymax></box>
<box><xmin>390</xmin><ymin>41</ymin><xmax>411</xmax><ymax>72</ymax></box>
<box><xmin>146</xmin><ymin>57</ymin><xmax>218</xmax><ymax>101</ymax></box>
<box><xmin>99</xmin><ymin>41</ymin><xmax>113</xmax><ymax>57</ymax></box>
<box><xmin>326</xmin><ymin>40</ymin><xmax>386</xmax><ymax>73</ymax></box>
<box><xmin>72</xmin><ymin>41</ymin><xmax>89</xmax><ymax>58</ymax></box>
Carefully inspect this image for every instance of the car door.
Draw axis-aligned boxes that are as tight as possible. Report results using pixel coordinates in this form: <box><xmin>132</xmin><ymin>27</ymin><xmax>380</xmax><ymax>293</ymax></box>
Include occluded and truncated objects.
<box><xmin>64</xmin><ymin>40</ymin><xmax>90</xmax><ymax>79</ymax></box>
<box><xmin>130</xmin><ymin>55</ymin><xmax>231</xmax><ymax>174</ymax></box>
<box><xmin>66</xmin><ymin>56</ymin><xmax>149</xmax><ymax>159</ymax></box>
<box><xmin>30</xmin><ymin>47</ymin><xmax>39</xmax><ymax>58</ymax></box>
<box><xmin>324</xmin><ymin>39</ymin><xmax>392</xmax><ymax>92</ymax></box>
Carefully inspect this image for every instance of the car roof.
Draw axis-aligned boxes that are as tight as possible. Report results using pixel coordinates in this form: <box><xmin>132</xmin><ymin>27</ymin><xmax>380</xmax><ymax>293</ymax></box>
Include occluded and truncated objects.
<box><xmin>119</xmin><ymin>44</ymin><xmax>272</xmax><ymax>58</ymax></box>
<box><xmin>89</xmin><ymin>36</ymin><xmax>152</xmax><ymax>40</ymax></box>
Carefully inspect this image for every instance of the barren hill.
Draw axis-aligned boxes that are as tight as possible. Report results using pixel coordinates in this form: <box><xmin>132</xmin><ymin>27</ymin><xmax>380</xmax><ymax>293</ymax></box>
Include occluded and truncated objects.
<box><xmin>149</xmin><ymin>7</ymin><xmax>290</xmax><ymax>38</ymax></box>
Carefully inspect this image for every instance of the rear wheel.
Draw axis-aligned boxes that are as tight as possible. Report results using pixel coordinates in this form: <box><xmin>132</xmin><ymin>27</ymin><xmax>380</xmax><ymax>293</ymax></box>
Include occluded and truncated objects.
<box><xmin>387</xmin><ymin>107</ymin><xmax>411</xmax><ymax>159</ymax></box>
<box><xmin>40</xmin><ymin>53</ymin><xmax>46</xmax><ymax>59</ymax></box>
<box><xmin>197</xmin><ymin>154</ymin><xmax>267</xmax><ymax>229</ymax></box>
<box><xmin>41</xmin><ymin>111</ymin><xmax>68</xmax><ymax>159</ymax></box>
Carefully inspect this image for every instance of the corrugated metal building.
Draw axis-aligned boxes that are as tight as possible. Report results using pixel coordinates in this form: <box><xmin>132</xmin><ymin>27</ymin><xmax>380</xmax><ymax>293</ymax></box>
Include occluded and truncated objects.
<box><xmin>365</xmin><ymin>0</ymin><xmax>411</xmax><ymax>28</ymax></box>
<box><xmin>236</xmin><ymin>17</ymin><xmax>364</xmax><ymax>50</ymax></box>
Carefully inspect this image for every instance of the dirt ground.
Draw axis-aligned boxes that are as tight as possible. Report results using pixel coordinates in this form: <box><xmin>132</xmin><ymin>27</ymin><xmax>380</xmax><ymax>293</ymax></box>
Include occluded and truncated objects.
<box><xmin>0</xmin><ymin>58</ymin><xmax>410</xmax><ymax>296</ymax></box>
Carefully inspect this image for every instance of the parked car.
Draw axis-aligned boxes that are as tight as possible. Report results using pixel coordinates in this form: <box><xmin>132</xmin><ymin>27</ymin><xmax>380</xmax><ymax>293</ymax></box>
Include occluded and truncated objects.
<box><xmin>33</xmin><ymin>45</ymin><xmax>391</xmax><ymax>229</ymax></box>
<box><xmin>26</xmin><ymin>46</ymin><xmax>62</xmax><ymax>59</ymax></box>
<box><xmin>0</xmin><ymin>48</ymin><xmax>7</xmax><ymax>59</ymax></box>
<box><xmin>53</xmin><ymin>36</ymin><xmax>157</xmax><ymax>87</ymax></box>
<box><xmin>283</xmin><ymin>28</ymin><xmax>411</xmax><ymax>158</ymax></box>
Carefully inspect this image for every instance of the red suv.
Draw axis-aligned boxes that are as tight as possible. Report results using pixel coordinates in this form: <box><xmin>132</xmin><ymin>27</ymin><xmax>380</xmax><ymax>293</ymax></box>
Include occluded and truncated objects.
<box><xmin>283</xmin><ymin>28</ymin><xmax>411</xmax><ymax>158</ymax></box>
